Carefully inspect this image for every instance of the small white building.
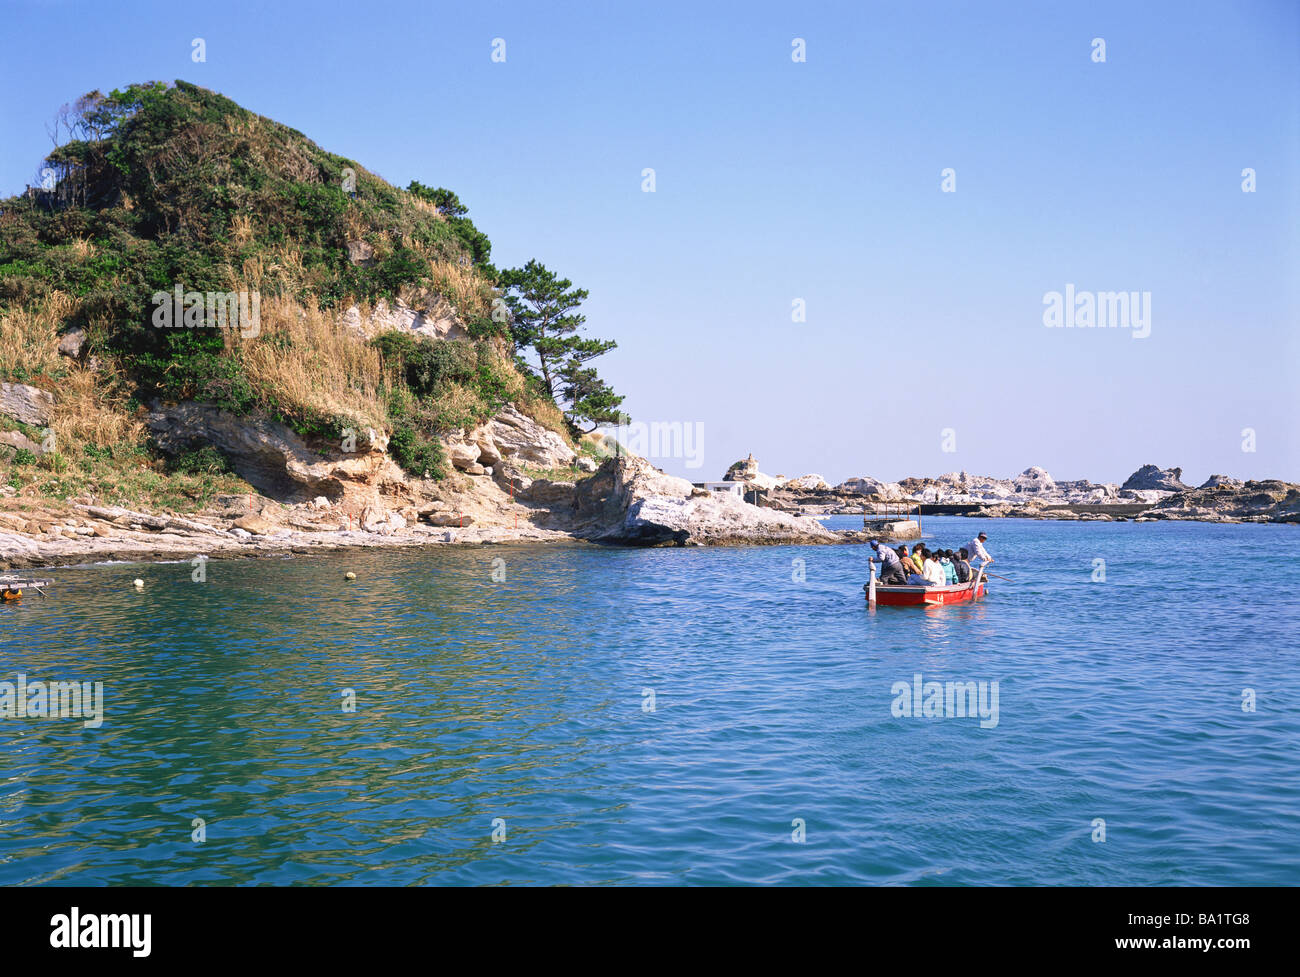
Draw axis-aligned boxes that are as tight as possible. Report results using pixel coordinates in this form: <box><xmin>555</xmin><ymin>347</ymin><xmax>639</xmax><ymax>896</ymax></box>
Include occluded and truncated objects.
<box><xmin>694</xmin><ymin>481</ymin><xmax>745</xmax><ymax>498</ymax></box>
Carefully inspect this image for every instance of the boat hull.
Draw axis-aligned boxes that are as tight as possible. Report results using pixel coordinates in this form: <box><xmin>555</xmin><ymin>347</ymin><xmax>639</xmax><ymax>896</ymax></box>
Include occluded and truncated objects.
<box><xmin>865</xmin><ymin>580</ymin><xmax>986</xmax><ymax>607</ymax></box>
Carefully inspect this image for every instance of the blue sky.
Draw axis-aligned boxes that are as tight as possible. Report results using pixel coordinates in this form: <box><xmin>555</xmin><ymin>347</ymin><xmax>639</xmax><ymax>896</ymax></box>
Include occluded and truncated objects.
<box><xmin>2</xmin><ymin>0</ymin><xmax>1296</xmax><ymax>485</ymax></box>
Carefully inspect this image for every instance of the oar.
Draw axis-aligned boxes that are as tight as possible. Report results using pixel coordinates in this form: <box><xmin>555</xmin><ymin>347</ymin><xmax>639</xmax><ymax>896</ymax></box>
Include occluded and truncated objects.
<box><xmin>983</xmin><ymin>571</ymin><xmax>1014</xmax><ymax>583</ymax></box>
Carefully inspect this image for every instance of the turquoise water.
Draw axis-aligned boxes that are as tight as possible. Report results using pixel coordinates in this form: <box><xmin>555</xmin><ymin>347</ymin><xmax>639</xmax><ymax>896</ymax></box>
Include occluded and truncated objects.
<box><xmin>1</xmin><ymin>516</ymin><xmax>1297</xmax><ymax>885</ymax></box>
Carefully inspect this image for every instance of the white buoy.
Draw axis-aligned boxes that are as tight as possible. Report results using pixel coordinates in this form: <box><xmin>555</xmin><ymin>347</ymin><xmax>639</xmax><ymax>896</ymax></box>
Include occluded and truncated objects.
<box><xmin>345</xmin><ymin>571</ymin><xmax>356</xmax><ymax>580</ymax></box>
<box><xmin>133</xmin><ymin>578</ymin><xmax>144</xmax><ymax>588</ymax></box>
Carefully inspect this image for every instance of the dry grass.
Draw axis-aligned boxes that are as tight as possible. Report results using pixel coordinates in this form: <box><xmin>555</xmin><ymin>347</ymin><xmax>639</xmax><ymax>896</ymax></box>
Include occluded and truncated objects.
<box><xmin>342</xmin><ymin>205</ymin><xmax>370</xmax><ymax>243</ymax></box>
<box><xmin>0</xmin><ymin>291</ymin><xmax>72</xmax><ymax>380</ymax></box>
<box><xmin>404</xmin><ymin>192</ymin><xmax>447</xmax><ymax>222</ymax></box>
<box><xmin>49</xmin><ymin>362</ymin><xmax>145</xmax><ymax>448</ymax></box>
<box><xmin>226</xmin><ymin>293</ymin><xmax>391</xmax><ymax>433</ymax></box>
<box><xmin>230</xmin><ymin>213</ymin><xmax>255</xmax><ymax>248</ymax></box>
<box><xmin>519</xmin><ymin>388</ymin><xmax>570</xmax><ymax>439</ymax></box>
<box><xmin>395</xmin><ymin>258</ymin><xmax>494</xmax><ymax>322</ymax></box>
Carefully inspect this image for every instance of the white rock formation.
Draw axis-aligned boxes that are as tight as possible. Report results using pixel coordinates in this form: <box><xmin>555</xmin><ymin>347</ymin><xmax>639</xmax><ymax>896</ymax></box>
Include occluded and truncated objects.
<box><xmin>836</xmin><ymin>476</ymin><xmax>907</xmax><ymax>500</ymax></box>
<box><xmin>577</xmin><ymin>456</ymin><xmax>836</xmax><ymax>545</ymax></box>
<box><xmin>1013</xmin><ymin>466</ymin><xmax>1056</xmax><ymax>494</ymax></box>
<box><xmin>783</xmin><ymin>474</ymin><xmax>830</xmax><ymax>491</ymax></box>
<box><xmin>340</xmin><ymin>296</ymin><xmax>469</xmax><ymax>342</ymax></box>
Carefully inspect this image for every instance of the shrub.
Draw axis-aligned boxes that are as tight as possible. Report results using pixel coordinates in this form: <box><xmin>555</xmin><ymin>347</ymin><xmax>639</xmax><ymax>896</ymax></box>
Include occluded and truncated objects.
<box><xmin>371</xmin><ymin>333</ymin><xmax>477</xmax><ymax>397</ymax></box>
<box><xmin>387</xmin><ymin>423</ymin><xmax>445</xmax><ymax>480</ymax></box>
<box><xmin>165</xmin><ymin>444</ymin><xmax>232</xmax><ymax>476</ymax></box>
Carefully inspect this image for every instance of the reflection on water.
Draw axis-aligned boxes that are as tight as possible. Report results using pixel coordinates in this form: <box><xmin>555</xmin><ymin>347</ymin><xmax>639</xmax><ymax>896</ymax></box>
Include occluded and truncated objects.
<box><xmin>2</xmin><ymin>518</ymin><xmax>1298</xmax><ymax>885</ymax></box>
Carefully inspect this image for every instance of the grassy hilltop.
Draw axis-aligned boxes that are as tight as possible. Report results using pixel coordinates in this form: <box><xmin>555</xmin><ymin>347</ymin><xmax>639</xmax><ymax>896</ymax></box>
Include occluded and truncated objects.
<box><xmin>0</xmin><ymin>81</ymin><xmax>576</xmax><ymax>510</ymax></box>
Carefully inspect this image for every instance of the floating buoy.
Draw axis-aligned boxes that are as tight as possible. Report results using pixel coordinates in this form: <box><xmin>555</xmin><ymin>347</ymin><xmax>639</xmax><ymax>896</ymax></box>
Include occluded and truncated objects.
<box><xmin>345</xmin><ymin>571</ymin><xmax>356</xmax><ymax>580</ymax></box>
<box><xmin>133</xmin><ymin>579</ymin><xmax>144</xmax><ymax>588</ymax></box>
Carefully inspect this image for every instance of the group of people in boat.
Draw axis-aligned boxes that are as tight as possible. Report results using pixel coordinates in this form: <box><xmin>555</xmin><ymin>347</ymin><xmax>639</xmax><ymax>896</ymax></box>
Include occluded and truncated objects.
<box><xmin>868</xmin><ymin>532</ymin><xmax>993</xmax><ymax>588</ymax></box>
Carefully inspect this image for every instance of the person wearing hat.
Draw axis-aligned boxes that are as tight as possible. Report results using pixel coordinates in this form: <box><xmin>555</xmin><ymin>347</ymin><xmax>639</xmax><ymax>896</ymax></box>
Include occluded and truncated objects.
<box><xmin>868</xmin><ymin>539</ymin><xmax>907</xmax><ymax>585</ymax></box>
<box><xmin>967</xmin><ymin>531</ymin><xmax>993</xmax><ymax>568</ymax></box>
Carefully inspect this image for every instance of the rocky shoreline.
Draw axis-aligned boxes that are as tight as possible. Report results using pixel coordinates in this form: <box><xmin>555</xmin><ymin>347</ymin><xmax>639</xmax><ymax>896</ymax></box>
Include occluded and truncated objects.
<box><xmin>0</xmin><ymin>451</ymin><xmax>838</xmax><ymax>572</ymax></box>
<box><xmin>4</xmin><ymin>392</ymin><xmax>1295</xmax><ymax>574</ymax></box>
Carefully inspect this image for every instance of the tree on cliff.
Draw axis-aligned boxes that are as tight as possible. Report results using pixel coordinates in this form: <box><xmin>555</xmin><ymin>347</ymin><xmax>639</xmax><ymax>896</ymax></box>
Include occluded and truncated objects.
<box><xmin>406</xmin><ymin>181</ymin><xmax>493</xmax><ymax>270</ymax></box>
<box><xmin>558</xmin><ymin>362</ymin><xmax>625</xmax><ymax>433</ymax></box>
<box><xmin>498</xmin><ymin>259</ymin><xmax>622</xmax><ymax>432</ymax></box>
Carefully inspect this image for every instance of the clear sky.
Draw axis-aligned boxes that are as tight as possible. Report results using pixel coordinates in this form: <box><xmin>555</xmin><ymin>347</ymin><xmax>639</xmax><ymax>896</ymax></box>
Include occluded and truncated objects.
<box><xmin>2</xmin><ymin>0</ymin><xmax>1297</xmax><ymax>486</ymax></box>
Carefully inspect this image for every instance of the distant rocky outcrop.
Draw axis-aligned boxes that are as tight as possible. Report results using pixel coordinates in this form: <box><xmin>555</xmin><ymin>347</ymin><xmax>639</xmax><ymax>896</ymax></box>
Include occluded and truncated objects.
<box><xmin>1198</xmin><ymin>474</ymin><xmax>1243</xmax><ymax>490</ymax></box>
<box><xmin>1143</xmin><ymin>480</ymin><xmax>1300</xmax><ymax>523</ymax></box>
<box><xmin>1013</xmin><ymin>466</ymin><xmax>1056</xmax><ymax>494</ymax></box>
<box><xmin>723</xmin><ymin>453</ymin><xmax>780</xmax><ymax>490</ymax></box>
<box><xmin>1122</xmin><ymin>464</ymin><xmax>1188</xmax><ymax>492</ymax></box>
<box><xmin>787</xmin><ymin>465</ymin><xmax>1143</xmax><ymax>509</ymax></box>
<box><xmin>836</xmin><ymin>476</ymin><xmax>906</xmax><ymax>500</ymax></box>
<box><xmin>782</xmin><ymin>474</ymin><xmax>830</xmax><ymax>491</ymax></box>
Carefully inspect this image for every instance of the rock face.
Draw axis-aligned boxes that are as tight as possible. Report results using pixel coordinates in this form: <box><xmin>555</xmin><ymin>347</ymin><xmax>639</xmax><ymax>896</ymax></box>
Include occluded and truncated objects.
<box><xmin>0</xmin><ymin>430</ymin><xmax>45</xmax><ymax>456</ymax></box>
<box><xmin>146</xmin><ymin>402</ymin><xmax>403</xmax><ymax>503</ymax></box>
<box><xmin>1122</xmin><ymin>464</ymin><xmax>1188</xmax><ymax>492</ymax></box>
<box><xmin>0</xmin><ymin>382</ymin><xmax>55</xmax><ymax>426</ymax></box>
<box><xmin>575</xmin><ymin>455</ymin><xmax>836</xmax><ymax>545</ymax></box>
<box><xmin>339</xmin><ymin>296</ymin><xmax>469</xmax><ymax>342</ymax></box>
<box><xmin>484</xmin><ymin>404</ymin><xmax>575</xmax><ymax>469</ymax></box>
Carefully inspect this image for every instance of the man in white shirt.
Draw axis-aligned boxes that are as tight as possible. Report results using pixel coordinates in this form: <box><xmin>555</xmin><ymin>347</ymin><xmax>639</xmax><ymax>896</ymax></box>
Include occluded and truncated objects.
<box><xmin>968</xmin><ymin>532</ymin><xmax>992</xmax><ymax>568</ymax></box>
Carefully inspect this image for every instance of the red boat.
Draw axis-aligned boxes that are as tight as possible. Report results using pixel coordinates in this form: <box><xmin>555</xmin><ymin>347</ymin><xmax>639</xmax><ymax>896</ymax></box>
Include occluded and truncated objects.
<box><xmin>863</xmin><ymin>568</ymin><xmax>986</xmax><ymax>607</ymax></box>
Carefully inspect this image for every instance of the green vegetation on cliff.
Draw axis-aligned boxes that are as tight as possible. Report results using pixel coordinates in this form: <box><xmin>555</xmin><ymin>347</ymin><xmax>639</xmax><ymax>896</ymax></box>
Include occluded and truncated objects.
<box><xmin>0</xmin><ymin>81</ymin><xmax>618</xmax><ymax>504</ymax></box>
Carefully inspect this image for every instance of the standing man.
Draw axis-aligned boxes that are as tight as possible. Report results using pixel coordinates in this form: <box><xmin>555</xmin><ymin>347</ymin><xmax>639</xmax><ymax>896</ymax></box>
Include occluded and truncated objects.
<box><xmin>968</xmin><ymin>531</ymin><xmax>993</xmax><ymax>569</ymax></box>
<box><xmin>868</xmin><ymin>540</ymin><xmax>907</xmax><ymax>585</ymax></box>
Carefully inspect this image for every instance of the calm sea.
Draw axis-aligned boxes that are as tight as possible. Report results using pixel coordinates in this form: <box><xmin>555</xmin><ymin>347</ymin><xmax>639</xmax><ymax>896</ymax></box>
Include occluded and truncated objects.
<box><xmin>1</xmin><ymin>516</ymin><xmax>1297</xmax><ymax>885</ymax></box>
